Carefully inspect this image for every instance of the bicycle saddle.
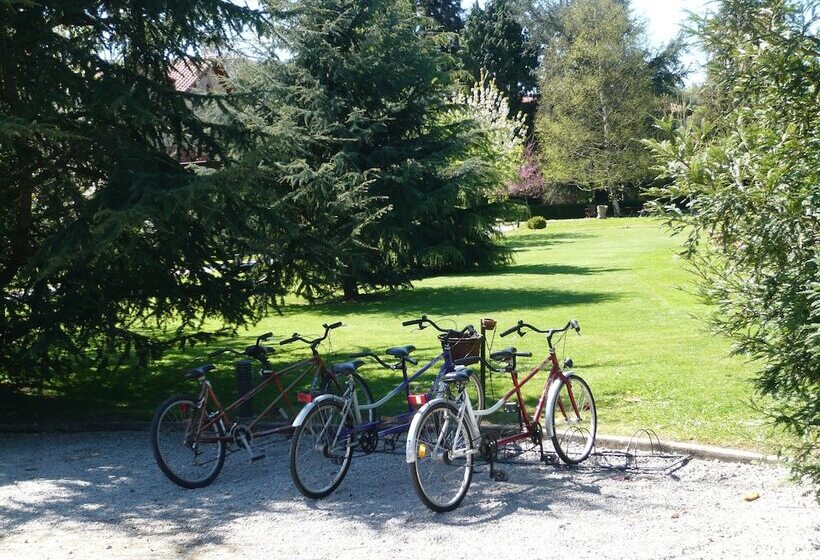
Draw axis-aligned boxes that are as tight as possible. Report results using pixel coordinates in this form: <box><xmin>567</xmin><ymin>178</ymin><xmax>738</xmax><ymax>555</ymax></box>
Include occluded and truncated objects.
<box><xmin>330</xmin><ymin>359</ymin><xmax>365</xmax><ymax>375</ymax></box>
<box><xmin>385</xmin><ymin>345</ymin><xmax>415</xmax><ymax>359</ymax></box>
<box><xmin>443</xmin><ymin>366</ymin><xmax>470</xmax><ymax>384</ymax></box>
<box><xmin>184</xmin><ymin>364</ymin><xmax>215</xmax><ymax>380</ymax></box>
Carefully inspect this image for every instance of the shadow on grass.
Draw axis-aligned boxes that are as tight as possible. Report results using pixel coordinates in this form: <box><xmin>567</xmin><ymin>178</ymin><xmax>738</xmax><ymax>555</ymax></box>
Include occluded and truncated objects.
<box><xmin>505</xmin><ymin>231</ymin><xmax>595</xmax><ymax>251</ymax></box>
<box><xmin>282</xmin><ymin>285</ymin><xmax>619</xmax><ymax>319</ymax></box>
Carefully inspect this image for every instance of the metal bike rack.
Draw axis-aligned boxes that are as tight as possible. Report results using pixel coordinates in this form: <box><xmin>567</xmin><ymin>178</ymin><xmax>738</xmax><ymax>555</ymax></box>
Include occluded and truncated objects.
<box><xmin>592</xmin><ymin>429</ymin><xmax>692</xmax><ymax>475</ymax></box>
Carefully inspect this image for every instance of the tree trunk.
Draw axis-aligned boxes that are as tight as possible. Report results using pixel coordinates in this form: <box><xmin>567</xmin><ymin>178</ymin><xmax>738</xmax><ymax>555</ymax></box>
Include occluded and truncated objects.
<box><xmin>608</xmin><ymin>187</ymin><xmax>622</xmax><ymax>217</ymax></box>
<box><xmin>342</xmin><ymin>277</ymin><xmax>359</xmax><ymax>301</ymax></box>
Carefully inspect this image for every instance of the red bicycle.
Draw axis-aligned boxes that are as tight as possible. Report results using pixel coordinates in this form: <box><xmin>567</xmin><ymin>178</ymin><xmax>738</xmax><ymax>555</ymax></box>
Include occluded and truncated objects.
<box><xmin>150</xmin><ymin>323</ymin><xmax>373</xmax><ymax>488</ymax></box>
<box><xmin>405</xmin><ymin>319</ymin><xmax>597</xmax><ymax>511</ymax></box>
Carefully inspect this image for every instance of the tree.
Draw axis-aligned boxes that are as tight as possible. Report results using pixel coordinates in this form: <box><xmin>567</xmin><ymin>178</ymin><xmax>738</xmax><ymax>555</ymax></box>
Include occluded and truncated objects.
<box><xmin>462</xmin><ymin>0</ymin><xmax>539</xmax><ymax>121</ymax></box>
<box><xmin>416</xmin><ymin>0</ymin><xmax>464</xmax><ymax>32</ymax></box>
<box><xmin>0</xmin><ymin>1</ymin><xmax>278</xmax><ymax>385</ymax></box>
<box><xmin>508</xmin><ymin>143</ymin><xmax>545</xmax><ymax>200</ymax></box>
<box><xmin>645</xmin><ymin>0</ymin><xmax>819</xmax><ymax>489</ymax></box>
<box><xmin>240</xmin><ymin>0</ymin><xmax>511</xmax><ymax>300</ymax></box>
<box><xmin>534</xmin><ymin>0</ymin><xmax>655</xmax><ymax>216</ymax></box>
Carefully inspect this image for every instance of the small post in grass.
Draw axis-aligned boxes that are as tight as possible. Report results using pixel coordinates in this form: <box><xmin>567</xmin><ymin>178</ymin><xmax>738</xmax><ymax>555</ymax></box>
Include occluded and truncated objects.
<box><xmin>480</xmin><ymin>318</ymin><xmax>496</xmax><ymax>404</ymax></box>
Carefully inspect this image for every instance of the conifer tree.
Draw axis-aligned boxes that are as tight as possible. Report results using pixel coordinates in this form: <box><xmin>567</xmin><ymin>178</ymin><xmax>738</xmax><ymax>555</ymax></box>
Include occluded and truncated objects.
<box><xmin>0</xmin><ymin>1</ymin><xmax>276</xmax><ymax>382</ymax></box>
<box><xmin>244</xmin><ymin>0</ymin><xmax>510</xmax><ymax>299</ymax></box>
<box><xmin>462</xmin><ymin>0</ymin><xmax>539</xmax><ymax>121</ymax></box>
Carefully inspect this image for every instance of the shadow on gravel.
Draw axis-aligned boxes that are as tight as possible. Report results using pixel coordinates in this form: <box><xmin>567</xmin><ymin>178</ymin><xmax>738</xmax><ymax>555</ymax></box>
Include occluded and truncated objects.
<box><xmin>0</xmin><ymin>434</ymin><xmax>616</xmax><ymax>546</ymax></box>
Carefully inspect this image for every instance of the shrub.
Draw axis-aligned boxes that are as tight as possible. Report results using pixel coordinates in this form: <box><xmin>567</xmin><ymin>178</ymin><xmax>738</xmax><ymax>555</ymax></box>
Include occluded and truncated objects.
<box><xmin>526</xmin><ymin>216</ymin><xmax>547</xmax><ymax>229</ymax></box>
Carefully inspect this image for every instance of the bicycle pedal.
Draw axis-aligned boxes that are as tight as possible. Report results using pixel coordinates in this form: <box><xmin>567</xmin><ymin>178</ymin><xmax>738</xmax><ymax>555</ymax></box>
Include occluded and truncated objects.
<box><xmin>250</xmin><ymin>453</ymin><xmax>266</xmax><ymax>462</ymax></box>
<box><xmin>492</xmin><ymin>470</ymin><xmax>509</xmax><ymax>482</ymax></box>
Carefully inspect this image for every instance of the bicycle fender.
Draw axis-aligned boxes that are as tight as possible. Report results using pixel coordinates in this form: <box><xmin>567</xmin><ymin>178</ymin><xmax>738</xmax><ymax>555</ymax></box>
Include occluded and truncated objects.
<box><xmin>544</xmin><ymin>371</ymin><xmax>579</xmax><ymax>438</ymax></box>
<box><xmin>404</xmin><ymin>397</ymin><xmax>450</xmax><ymax>463</ymax></box>
<box><xmin>291</xmin><ymin>394</ymin><xmax>346</xmax><ymax>428</ymax></box>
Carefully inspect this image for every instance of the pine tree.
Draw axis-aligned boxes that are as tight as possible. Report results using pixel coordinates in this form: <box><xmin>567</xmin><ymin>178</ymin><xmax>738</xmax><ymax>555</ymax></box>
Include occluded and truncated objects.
<box><xmin>462</xmin><ymin>0</ymin><xmax>539</xmax><ymax>121</ymax></box>
<box><xmin>0</xmin><ymin>1</ymin><xmax>275</xmax><ymax>383</ymax></box>
<box><xmin>245</xmin><ymin>0</ymin><xmax>511</xmax><ymax>299</ymax></box>
<box><xmin>416</xmin><ymin>0</ymin><xmax>465</xmax><ymax>32</ymax></box>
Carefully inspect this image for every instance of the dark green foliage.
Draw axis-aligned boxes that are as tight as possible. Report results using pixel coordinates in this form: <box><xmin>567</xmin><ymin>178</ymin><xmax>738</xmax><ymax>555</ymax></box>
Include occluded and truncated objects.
<box><xmin>237</xmin><ymin>0</ymin><xmax>511</xmax><ymax>300</ymax></box>
<box><xmin>416</xmin><ymin>0</ymin><xmax>464</xmax><ymax>32</ymax></box>
<box><xmin>526</xmin><ymin>216</ymin><xmax>547</xmax><ymax>229</ymax></box>
<box><xmin>645</xmin><ymin>0</ymin><xmax>819</xmax><ymax>489</ymax></box>
<box><xmin>647</xmin><ymin>39</ymin><xmax>688</xmax><ymax>96</ymax></box>
<box><xmin>0</xmin><ymin>1</ymin><xmax>277</xmax><ymax>385</ymax></box>
<box><xmin>462</xmin><ymin>0</ymin><xmax>539</xmax><ymax>121</ymax></box>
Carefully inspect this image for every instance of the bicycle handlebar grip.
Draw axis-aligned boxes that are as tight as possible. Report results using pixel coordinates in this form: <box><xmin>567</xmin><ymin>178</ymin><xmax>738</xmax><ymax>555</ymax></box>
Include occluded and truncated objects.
<box><xmin>406</xmin><ymin>356</ymin><xmax>419</xmax><ymax>365</ymax></box>
<box><xmin>326</xmin><ymin>321</ymin><xmax>342</xmax><ymax>330</ymax></box>
<box><xmin>280</xmin><ymin>336</ymin><xmax>298</xmax><ymax>345</ymax></box>
<box><xmin>402</xmin><ymin>318</ymin><xmax>422</xmax><ymax>327</ymax></box>
<box><xmin>349</xmin><ymin>351</ymin><xmax>371</xmax><ymax>358</ymax></box>
<box><xmin>516</xmin><ymin>352</ymin><xmax>533</xmax><ymax>358</ymax></box>
<box><xmin>259</xmin><ymin>332</ymin><xmax>272</xmax><ymax>340</ymax></box>
<box><xmin>499</xmin><ymin>325</ymin><xmax>518</xmax><ymax>338</ymax></box>
<box><xmin>207</xmin><ymin>349</ymin><xmax>226</xmax><ymax>358</ymax></box>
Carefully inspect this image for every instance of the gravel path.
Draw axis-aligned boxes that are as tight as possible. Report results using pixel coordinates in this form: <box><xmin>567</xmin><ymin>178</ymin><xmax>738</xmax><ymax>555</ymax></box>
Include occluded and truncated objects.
<box><xmin>1</xmin><ymin>432</ymin><xmax>817</xmax><ymax>559</ymax></box>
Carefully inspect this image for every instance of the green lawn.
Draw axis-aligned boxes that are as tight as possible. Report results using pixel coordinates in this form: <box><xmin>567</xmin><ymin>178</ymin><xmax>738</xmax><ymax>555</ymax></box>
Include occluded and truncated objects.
<box><xmin>4</xmin><ymin>218</ymin><xmax>778</xmax><ymax>452</ymax></box>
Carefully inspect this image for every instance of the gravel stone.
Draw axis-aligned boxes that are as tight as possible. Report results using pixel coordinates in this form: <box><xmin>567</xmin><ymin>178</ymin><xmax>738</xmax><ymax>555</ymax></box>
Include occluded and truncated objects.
<box><xmin>0</xmin><ymin>432</ymin><xmax>818</xmax><ymax>559</ymax></box>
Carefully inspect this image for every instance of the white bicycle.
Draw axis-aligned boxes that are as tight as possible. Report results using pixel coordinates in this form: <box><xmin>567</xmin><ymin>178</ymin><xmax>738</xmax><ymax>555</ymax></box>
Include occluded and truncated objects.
<box><xmin>405</xmin><ymin>319</ymin><xmax>597</xmax><ymax>512</ymax></box>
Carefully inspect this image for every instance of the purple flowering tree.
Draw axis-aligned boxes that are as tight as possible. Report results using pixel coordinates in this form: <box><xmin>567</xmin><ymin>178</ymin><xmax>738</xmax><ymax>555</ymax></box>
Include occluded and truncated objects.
<box><xmin>508</xmin><ymin>142</ymin><xmax>544</xmax><ymax>200</ymax></box>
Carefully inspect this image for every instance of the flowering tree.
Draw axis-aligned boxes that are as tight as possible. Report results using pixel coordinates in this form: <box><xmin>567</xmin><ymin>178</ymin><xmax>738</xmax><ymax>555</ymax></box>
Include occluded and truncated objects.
<box><xmin>508</xmin><ymin>142</ymin><xmax>545</xmax><ymax>200</ymax></box>
<box><xmin>452</xmin><ymin>74</ymin><xmax>527</xmax><ymax>193</ymax></box>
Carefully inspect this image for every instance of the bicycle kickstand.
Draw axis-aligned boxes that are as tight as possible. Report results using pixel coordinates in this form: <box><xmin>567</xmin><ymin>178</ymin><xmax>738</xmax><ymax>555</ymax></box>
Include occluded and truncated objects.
<box><xmin>489</xmin><ymin>450</ymin><xmax>508</xmax><ymax>482</ymax></box>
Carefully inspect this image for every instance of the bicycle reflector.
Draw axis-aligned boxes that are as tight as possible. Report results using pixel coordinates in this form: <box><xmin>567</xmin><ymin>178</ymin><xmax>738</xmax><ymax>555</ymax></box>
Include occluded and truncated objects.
<box><xmin>297</xmin><ymin>392</ymin><xmax>314</xmax><ymax>404</ymax></box>
<box><xmin>417</xmin><ymin>443</ymin><xmax>427</xmax><ymax>460</ymax></box>
<box><xmin>408</xmin><ymin>394</ymin><xmax>428</xmax><ymax>407</ymax></box>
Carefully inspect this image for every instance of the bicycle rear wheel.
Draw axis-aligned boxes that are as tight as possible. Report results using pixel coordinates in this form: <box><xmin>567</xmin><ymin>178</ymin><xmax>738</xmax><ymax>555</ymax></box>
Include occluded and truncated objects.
<box><xmin>151</xmin><ymin>394</ymin><xmax>226</xmax><ymax>488</ymax></box>
<box><xmin>548</xmin><ymin>374</ymin><xmax>597</xmax><ymax>464</ymax></box>
<box><xmin>408</xmin><ymin>400</ymin><xmax>474</xmax><ymax>512</ymax></box>
<box><xmin>290</xmin><ymin>399</ymin><xmax>354</xmax><ymax>499</ymax></box>
<box><xmin>465</xmin><ymin>373</ymin><xmax>485</xmax><ymax>421</ymax></box>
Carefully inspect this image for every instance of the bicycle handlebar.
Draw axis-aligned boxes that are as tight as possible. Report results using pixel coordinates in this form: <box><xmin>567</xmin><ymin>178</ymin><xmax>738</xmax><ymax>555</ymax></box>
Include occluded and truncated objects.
<box><xmin>402</xmin><ymin>315</ymin><xmax>477</xmax><ymax>338</ymax></box>
<box><xmin>280</xmin><ymin>322</ymin><xmax>343</xmax><ymax>349</ymax></box>
<box><xmin>350</xmin><ymin>350</ymin><xmax>418</xmax><ymax>368</ymax></box>
<box><xmin>499</xmin><ymin>320</ymin><xmax>581</xmax><ymax>341</ymax></box>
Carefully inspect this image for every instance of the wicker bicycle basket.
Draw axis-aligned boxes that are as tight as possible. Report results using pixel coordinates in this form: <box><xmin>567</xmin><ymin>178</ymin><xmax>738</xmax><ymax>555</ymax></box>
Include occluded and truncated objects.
<box><xmin>438</xmin><ymin>332</ymin><xmax>483</xmax><ymax>361</ymax></box>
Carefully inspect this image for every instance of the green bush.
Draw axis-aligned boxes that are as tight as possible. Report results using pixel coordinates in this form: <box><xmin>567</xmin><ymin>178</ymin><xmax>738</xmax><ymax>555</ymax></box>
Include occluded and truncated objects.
<box><xmin>502</xmin><ymin>201</ymin><xmax>531</xmax><ymax>223</ymax></box>
<box><xmin>526</xmin><ymin>216</ymin><xmax>547</xmax><ymax>229</ymax></box>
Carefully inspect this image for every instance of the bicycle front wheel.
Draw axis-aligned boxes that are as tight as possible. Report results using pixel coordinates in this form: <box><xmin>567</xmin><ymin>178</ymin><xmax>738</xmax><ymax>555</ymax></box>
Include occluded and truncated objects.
<box><xmin>151</xmin><ymin>394</ymin><xmax>226</xmax><ymax>489</ymax></box>
<box><xmin>548</xmin><ymin>374</ymin><xmax>597</xmax><ymax>464</ymax></box>
<box><xmin>408</xmin><ymin>401</ymin><xmax>474</xmax><ymax>512</ymax></box>
<box><xmin>320</xmin><ymin>372</ymin><xmax>375</xmax><ymax>423</ymax></box>
<box><xmin>290</xmin><ymin>399</ymin><xmax>354</xmax><ymax>499</ymax></box>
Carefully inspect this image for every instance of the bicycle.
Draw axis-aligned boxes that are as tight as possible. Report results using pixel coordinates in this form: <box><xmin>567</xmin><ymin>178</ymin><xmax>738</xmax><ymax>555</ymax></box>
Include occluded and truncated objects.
<box><xmin>150</xmin><ymin>323</ymin><xmax>373</xmax><ymax>488</ymax></box>
<box><xmin>288</xmin><ymin>316</ymin><xmax>485</xmax><ymax>499</ymax></box>
<box><xmin>405</xmin><ymin>319</ymin><xmax>597</xmax><ymax>512</ymax></box>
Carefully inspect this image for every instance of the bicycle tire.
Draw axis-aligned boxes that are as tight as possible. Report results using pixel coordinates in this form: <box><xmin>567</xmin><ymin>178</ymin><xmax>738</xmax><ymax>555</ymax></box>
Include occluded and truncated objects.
<box><xmin>548</xmin><ymin>374</ymin><xmax>597</xmax><ymax>465</ymax></box>
<box><xmin>151</xmin><ymin>394</ymin><xmax>226</xmax><ymax>489</ymax></box>
<box><xmin>408</xmin><ymin>400</ymin><xmax>474</xmax><ymax>512</ymax></box>
<box><xmin>290</xmin><ymin>399</ymin><xmax>354</xmax><ymax>499</ymax></box>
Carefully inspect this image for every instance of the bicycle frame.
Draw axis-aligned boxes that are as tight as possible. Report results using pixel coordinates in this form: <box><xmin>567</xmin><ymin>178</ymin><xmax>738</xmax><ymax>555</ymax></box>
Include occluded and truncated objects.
<box><xmin>292</xmin><ymin>348</ymin><xmax>458</xmax><ymax>442</ymax></box>
<box><xmin>405</xmin><ymin>347</ymin><xmax>583</xmax><ymax>462</ymax></box>
<box><xmin>193</xmin><ymin>354</ymin><xmax>335</xmax><ymax>444</ymax></box>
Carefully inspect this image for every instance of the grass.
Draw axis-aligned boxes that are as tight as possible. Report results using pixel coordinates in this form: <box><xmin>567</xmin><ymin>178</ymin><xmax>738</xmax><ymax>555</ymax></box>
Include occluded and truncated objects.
<box><xmin>2</xmin><ymin>218</ymin><xmax>779</xmax><ymax>452</ymax></box>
